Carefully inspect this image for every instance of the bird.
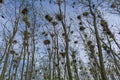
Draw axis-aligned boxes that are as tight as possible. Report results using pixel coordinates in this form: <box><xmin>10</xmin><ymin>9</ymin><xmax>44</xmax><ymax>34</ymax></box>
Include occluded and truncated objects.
<box><xmin>1</xmin><ymin>15</ymin><xmax>4</xmax><ymax>18</ymax></box>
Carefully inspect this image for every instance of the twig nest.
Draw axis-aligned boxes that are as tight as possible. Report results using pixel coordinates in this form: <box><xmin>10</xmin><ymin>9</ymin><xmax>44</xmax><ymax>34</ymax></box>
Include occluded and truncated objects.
<box><xmin>68</xmin><ymin>39</ymin><xmax>71</xmax><ymax>42</ymax></box>
<box><xmin>100</xmin><ymin>20</ymin><xmax>108</xmax><ymax>28</ymax></box>
<box><xmin>97</xmin><ymin>15</ymin><xmax>101</xmax><ymax>18</ymax></box>
<box><xmin>56</xmin><ymin>14</ymin><xmax>63</xmax><ymax>21</ymax></box>
<box><xmin>10</xmin><ymin>50</ymin><xmax>15</xmax><ymax>54</ymax></box>
<box><xmin>13</xmin><ymin>63</ymin><xmax>17</xmax><ymax>67</ymax></box>
<box><xmin>12</xmin><ymin>40</ymin><xmax>17</xmax><ymax>44</ymax></box>
<box><xmin>16</xmin><ymin>57</ymin><xmax>20</xmax><ymax>61</ymax></box>
<box><xmin>24</xmin><ymin>31</ymin><xmax>31</xmax><ymax>39</ymax></box>
<box><xmin>53</xmin><ymin>47</ymin><xmax>58</xmax><ymax>49</ymax></box>
<box><xmin>100</xmin><ymin>20</ymin><xmax>113</xmax><ymax>36</ymax></box>
<box><xmin>87</xmin><ymin>41</ymin><xmax>95</xmax><ymax>53</ymax></box>
<box><xmin>25</xmin><ymin>20</ymin><xmax>30</xmax><ymax>27</ymax></box>
<box><xmin>106</xmin><ymin>29</ymin><xmax>112</xmax><ymax>35</ymax></box>
<box><xmin>89</xmin><ymin>45</ymin><xmax>95</xmax><ymax>53</ymax></box>
<box><xmin>23</xmin><ymin>41</ymin><xmax>28</xmax><ymax>46</ymax></box>
<box><xmin>52</xmin><ymin>21</ymin><xmax>58</xmax><ymax>26</ymax></box>
<box><xmin>102</xmin><ymin>44</ymin><xmax>107</xmax><ymax>50</ymax></box>
<box><xmin>24</xmin><ymin>31</ymin><xmax>30</xmax><ymax>36</ymax></box>
<box><xmin>80</xmin><ymin>66</ymin><xmax>83</xmax><ymax>70</ymax></box>
<box><xmin>32</xmin><ymin>77</ymin><xmax>35</xmax><ymax>79</ymax></box>
<box><xmin>83</xmin><ymin>12</ymin><xmax>89</xmax><ymax>16</ymax></box>
<box><xmin>42</xmin><ymin>32</ymin><xmax>48</xmax><ymax>36</ymax></box>
<box><xmin>45</xmin><ymin>14</ymin><xmax>53</xmax><ymax>22</ymax></box>
<box><xmin>79</xmin><ymin>26</ymin><xmax>85</xmax><ymax>31</ymax></box>
<box><xmin>22</xmin><ymin>8</ymin><xmax>28</xmax><ymax>15</ymax></box>
<box><xmin>110</xmin><ymin>34</ymin><xmax>114</xmax><ymax>38</ymax></box>
<box><xmin>84</xmin><ymin>34</ymin><xmax>87</xmax><ymax>38</ymax></box>
<box><xmin>55</xmin><ymin>63</ymin><xmax>59</xmax><ymax>67</ymax></box>
<box><xmin>89</xmin><ymin>45</ymin><xmax>95</xmax><ymax>49</ymax></box>
<box><xmin>87</xmin><ymin>40</ymin><xmax>92</xmax><ymax>46</ymax></box>
<box><xmin>13</xmin><ymin>59</ymin><xmax>17</xmax><ymax>63</ymax></box>
<box><xmin>111</xmin><ymin>3</ymin><xmax>116</xmax><ymax>8</ymax></box>
<box><xmin>50</xmin><ymin>33</ymin><xmax>55</xmax><ymax>37</ymax></box>
<box><xmin>23</xmin><ymin>16</ymin><xmax>28</xmax><ymax>22</ymax></box>
<box><xmin>77</xmin><ymin>15</ymin><xmax>81</xmax><ymax>19</ymax></box>
<box><xmin>57</xmin><ymin>0</ymin><xmax>63</xmax><ymax>5</ymax></box>
<box><xmin>60</xmin><ymin>52</ymin><xmax>66</xmax><ymax>58</ymax></box>
<box><xmin>44</xmin><ymin>33</ymin><xmax>48</xmax><ymax>36</ymax></box>
<box><xmin>106</xmin><ymin>50</ymin><xmax>110</xmax><ymax>53</ymax></box>
<box><xmin>43</xmin><ymin>39</ymin><xmax>50</xmax><ymax>45</ymax></box>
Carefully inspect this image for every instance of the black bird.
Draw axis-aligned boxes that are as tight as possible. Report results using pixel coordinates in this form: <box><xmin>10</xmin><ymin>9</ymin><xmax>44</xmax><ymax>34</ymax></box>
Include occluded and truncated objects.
<box><xmin>1</xmin><ymin>15</ymin><xmax>4</xmax><ymax>18</ymax></box>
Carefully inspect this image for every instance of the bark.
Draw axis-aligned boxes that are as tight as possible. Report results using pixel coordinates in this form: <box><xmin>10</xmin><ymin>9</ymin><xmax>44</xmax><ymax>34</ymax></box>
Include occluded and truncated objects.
<box><xmin>88</xmin><ymin>0</ymin><xmax>107</xmax><ymax>80</ymax></box>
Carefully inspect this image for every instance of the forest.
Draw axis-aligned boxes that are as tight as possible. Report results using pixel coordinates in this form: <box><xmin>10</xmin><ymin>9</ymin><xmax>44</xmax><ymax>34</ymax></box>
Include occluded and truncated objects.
<box><xmin>0</xmin><ymin>0</ymin><xmax>120</xmax><ymax>80</ymax></box>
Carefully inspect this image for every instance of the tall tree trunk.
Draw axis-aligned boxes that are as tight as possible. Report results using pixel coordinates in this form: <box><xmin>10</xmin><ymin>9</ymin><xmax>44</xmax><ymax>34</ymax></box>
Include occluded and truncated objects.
<box><xmin>58</xmin><ymin>1</ymin><xmax>73</xmax><ymax>80</ymax></box>
<box><xmin>88</xmin><ymin>0</ymin><xmax>107</xmax><ymax>79</ymax></box>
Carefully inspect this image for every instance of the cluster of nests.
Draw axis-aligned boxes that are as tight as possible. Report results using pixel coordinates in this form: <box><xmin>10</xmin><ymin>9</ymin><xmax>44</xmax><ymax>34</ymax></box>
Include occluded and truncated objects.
<box><xmin>24</xmin><ymin>31</ymin><xmax>31</xmax><ymax>40</ymax></box>
<box><xmin>77</xmin><ymin>14</ymin><xmax>113</xmax><ymax>37</ymax></box>
<box><xmin>77</xmin><ymin>15</ymin><xmax>86</xmax><ymax>31</ymax></box>
<box><xmin>45</xmin><ymin>14</ymin><xmax>63</xmax><ymax>22</ymax></box>
<box><xmin>23</xmin><ymin>31</ymin><xmax>31</xmax><ymax>46</ymax></box>
<box><xmin>45</xmin><ymin>12</ymin><xmax>88</xmax><ymax>28</ymax></box>
<box><xmin>21</xmin><ymin>8</ymin><xmax>30</xmax><ymax>27</ymax></box>
<box><xmin>87</xmin><ymin>40</ymin><xmax>95</xmax><ymax>53</ymax></box>
<box><xmin>100</xmin><ymin>19</ymin><xmax>113</xmax><ymax>36</ymax></box>
<box><xmin>45</xmin><ymin>14</ymin><xmax>63</xmax><ymax>26</ymax></box>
